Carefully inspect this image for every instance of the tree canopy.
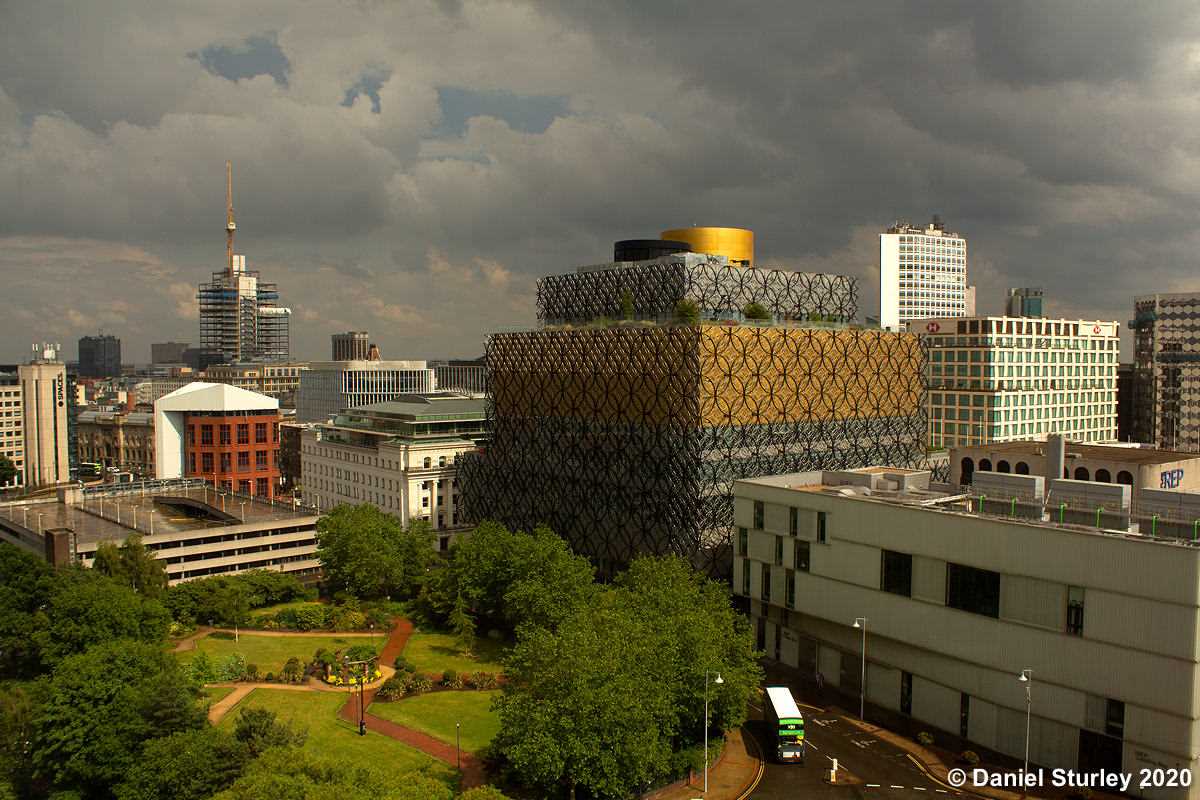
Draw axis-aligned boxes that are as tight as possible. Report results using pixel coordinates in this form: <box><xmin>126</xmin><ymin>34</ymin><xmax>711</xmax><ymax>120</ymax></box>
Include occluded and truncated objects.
<box><xmin>163</xmin><ymin>570</ymin><xmax>308</xmax><ymax>625</ymax></box>
<box><xmin>316</xmin><ymin>505</ymin><xmax>435</xmax><ymax>599</ymax></box>
<box><xmin>0</xmin><ymin>454</ymin><xmax>16</xmax><ymax>486</ymax></box>
<box><xmin>92</xmin><ymin>534</ymin><xmax>168</xmax><ymax>599</ymax></box>
<box><xmin>33</xmin><ymin>639</ymin><xmax>204</xmax><ymax>795</ymax></box>
<box><xmin>0</xmin><ymin>545</ymin><xmax>56</xmax><ymax>677</ymax></box>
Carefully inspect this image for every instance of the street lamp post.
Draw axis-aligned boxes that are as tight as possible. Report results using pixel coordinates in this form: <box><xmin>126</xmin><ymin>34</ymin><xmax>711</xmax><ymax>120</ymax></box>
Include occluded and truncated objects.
<box><xmin>704</xmin><ymin>670</ymin><xmax>724</xmax><ymax>793</ymax></box>
<box><xmin>1018</xmin><ymin>669</ymin><xmax>1033</xmax><ymax>782</ymax></box>
<box><xmin>345</xmin><ymin>657</ymin><xmax>371</xmax><ymax>736</ymax></box>
<box><xmin>456</xmin><ymin>722</ymin><xmax>461</xmax><ymax>771</ymax></box>
<box><xmin>853</xmin><ymin>618</ymin><xmax>868</xmax><ymax>720</ymax></box>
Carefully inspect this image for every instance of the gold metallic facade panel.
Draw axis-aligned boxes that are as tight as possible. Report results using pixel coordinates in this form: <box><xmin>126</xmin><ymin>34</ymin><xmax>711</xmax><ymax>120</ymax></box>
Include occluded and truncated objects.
<box><xmin>660</xmin><ymin>227</ymin><xmax>754</xmax><ymax>265</ymax></box>
<box><xmin>698</xmin><ymin>327</ymin><xmax>924</xmax><ymax>426</ymax></box>
<box><xmin>487</xmin><ymin>327</ymin><xmax>702</xmax><ymax>427</ymax></box>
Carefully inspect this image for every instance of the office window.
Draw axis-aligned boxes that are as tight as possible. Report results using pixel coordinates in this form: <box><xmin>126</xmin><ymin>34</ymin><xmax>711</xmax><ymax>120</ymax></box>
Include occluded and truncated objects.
<box><xmin>255</xmin><ymin>477</ymin><xmax>268</xmax><ymax>496</ymax></box>
<box><xmin>794</xmin><ymin>540</ymin><xmax>810</xmax><ymax>572</ymax></box>
<box><xmin>741</xmin><ymin>559</ymin><xmax>750</xmax><ymax>596</ymax></box>
<box><xmin>753</xmin><ymin>500</ymin><xmax>764</xmax><ymax>529</ymax></box>
<box><xmin>761</xmin><ymin>563</ymin><xmax>771</xmax><ymax>602</ymax></box>
<box><xmin>774</xmin><ymin>536</ymin><xmax>783</xmax><ymax>566</ymax></box>
<box><xmin>255</xmin><ymin>422</ymin><xmax>268</xmax><ymax>443</ymax></box>
<box><xmin>186</xmin><ymin>426</ymin><xmax>195</xmax><ymax>445</ymax></box>
<box><xmin>946</xmin><ymin>563</ymin><xmax>1000</xmax><ymax>618</ymax></box>
<box><xmin>237</xmin><ymin>424</ymin><xmax>249</xmax><ymax>444</ymax></box>
<box><xmin>256</xmin><ymin>450</ymin><xmax>268</xmax><ymax>470</ymax></box>
<box><xmin>220</xmin><ymin>452</ymin><xmax>232</xmax><ymax>472</ymax></box>
<box><xmin>785</xmin><ymin>570</ymin><xmax>795</xmax><ymax>609</ymax></box>
<box><xmin>881</xmin><ymin>550</ymin><xmax>913</xmax><ymax>597</ymax></box>
<box><xmin>238</xmin><ymin>480</ymin><xmax>251</xmax><ymax>494</ymax></box>
<box><xmin>737</xmin><ymin>527</ymin><xmax>748</xmax><ymax>556</ymax></box>
<box><xmin>188</xmin><ymin>453</ymin><xmax>195</xmax><ymax>473</ymax></box>
<box><xmin>789</xmin><ymin>506</ymin><xmax>798</xmax><ymax>536</ymax></box>
<box><xmin>201</xmin><ymin>425</ymin><xmax>213</xmax><ymax>445</ymax></box>
<box><xmin>236</xmin><ymin>451</ymin><xmax>249</xmax><ymax>471</ymax></box>
<box><xmin>1105</xmin><ymin>699</ymin><xmax>1124</xmax><ymax>738</ymax></box>
<box><xmin>202</xmin><ymin>452</ymin><xmax>213</xmax><ymax>473</ymax></box>
<box><xmin>1067</xmin><ymin>585</ymin><xmax>1085</xmax><ymax>635</ymax></box>
<box><xmin>220</xmin><ymin>425</ymin><xmax>231</xmax><ymax>445</ymax></box>
<box><xmin>816</xmin><ymin>511</ymin><xmax>827</xmax><ymax>543</ymax></box>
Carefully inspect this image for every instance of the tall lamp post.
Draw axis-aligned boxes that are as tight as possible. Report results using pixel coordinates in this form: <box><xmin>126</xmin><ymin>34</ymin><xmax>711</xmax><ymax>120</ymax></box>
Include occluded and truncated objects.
<box><xmin>853</xmin><ymin>618</ymin><xmax>868</xmax><ymax>720</ymax></box>
<box><xmin>345</xmin><ymin>657</ymin><xmax>371</xmax><ymax>736</ymax></box>
<box><xmin>704</xmin><ymin>671</ymin><xmax>724</xmax><ymax>793</ymax></box>
<box><xmin>1018</xmin><ymin>669</ymin><xmax>1033</xmax><ymax>782</ymax></box>
<box><xmin>456</xmin><ymin>722</ymin><xmax>461</xmax><ymax>771</ymax></box>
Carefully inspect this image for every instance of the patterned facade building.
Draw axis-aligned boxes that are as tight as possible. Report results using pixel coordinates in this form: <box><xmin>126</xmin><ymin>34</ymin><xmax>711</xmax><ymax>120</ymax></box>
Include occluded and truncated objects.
<box><xmin>537</xmin><ymin>254</ymin><xmax>857</xmax><ymax>325</ymax></box>
<box><xmin>1131</xmin><ymin>293</ymin><xmax>1200</xmax><ymax>451</ymax></box>
<box><xmin>460</xmin><ymin>324</ymin><xmax>926</xmax><ymax>575</ymax></box>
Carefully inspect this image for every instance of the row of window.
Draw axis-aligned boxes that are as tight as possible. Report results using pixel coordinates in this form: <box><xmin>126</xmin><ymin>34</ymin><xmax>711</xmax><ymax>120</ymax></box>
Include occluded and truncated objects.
<box><xmin>189</xmin><ymin>450</ymin><xmax>277</xmax><ymax>474</ymax></box>
<box><xmin>189</xmin><ymin>422</ymin><xmax>277</xmax><ymax>446</ymax></box>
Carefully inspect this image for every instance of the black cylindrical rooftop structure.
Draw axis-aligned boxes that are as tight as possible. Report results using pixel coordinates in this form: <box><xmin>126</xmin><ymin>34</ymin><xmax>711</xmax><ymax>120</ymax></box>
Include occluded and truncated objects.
<box><xmin>614</xmin><ymin>239</ymin><xmax>691</xmax><ymax>263</ymax></box>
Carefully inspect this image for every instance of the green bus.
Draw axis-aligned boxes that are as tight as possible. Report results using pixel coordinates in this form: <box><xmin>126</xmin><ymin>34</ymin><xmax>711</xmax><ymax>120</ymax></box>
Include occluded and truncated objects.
<box><xmin>764</xmin><ymin>685</ymin><xmax>805</xmax><ymax>763</ymax></box>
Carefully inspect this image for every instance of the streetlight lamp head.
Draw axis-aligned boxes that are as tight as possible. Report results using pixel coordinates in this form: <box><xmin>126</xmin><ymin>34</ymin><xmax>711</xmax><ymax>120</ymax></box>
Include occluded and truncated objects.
<box><xmin>853</xmin><ymin>619</ymin><xmax>861</xmax><ymax>628</ymax></box>
<box><xmin>1018</xmin><ymin>671</ymin><xmax>1029</xmax><ymax>682</ymax></box>
<box><xmin>715</xmin><ymin>673</ymin><xmax>724</xmax><ymax>685</ymax></box>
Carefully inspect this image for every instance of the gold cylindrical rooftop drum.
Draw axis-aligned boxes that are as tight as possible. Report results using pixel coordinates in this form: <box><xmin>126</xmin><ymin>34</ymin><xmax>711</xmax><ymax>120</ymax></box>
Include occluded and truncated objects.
<box><xmin>660</xmin><ymin>226</ymin><xmax>754</xmax><ymax>266</ymax></box>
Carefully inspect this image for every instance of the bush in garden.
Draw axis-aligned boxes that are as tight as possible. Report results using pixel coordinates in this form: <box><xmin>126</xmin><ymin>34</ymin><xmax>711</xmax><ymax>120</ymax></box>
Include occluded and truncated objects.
<box><xmin>281</xmin><ymin>657</ymin><xmax>303</xmax><ymax>684</ymax></box>
<box><xmin>393</xmin><ymin>656</ymin><xmax>416</xmax><ymax>673</ymax></box>
<box><xmin>409</xmin><ymin>673</ymin><xmax>433</xmax><ymax>694</ymax></box>
<box><xmin>345</xmin><ymin>643</ymin><xmax>377</xmax><ymax>664</ymax></box>
<box><xmin>470</xmin><ymin>671</ymin><xmax>498</xmax><ymax>690</ymax></box>
<box><xmin>292</xmin><ymin>605</ymin><xmax>327</xmax><ymax>631</ymax></box>
<box><xmin>189</xmin><ymin>650</ymin><xmax>216</xmax><ymax>684</ymax></box>
<box><xmin>264</xmin><ymin>672</ymin><xmax>276</xmax><ymax>682</ymax></box>
<box><xmin>917</xmin><ymin>731</ymin><xmax>934</xmax><ymax>746</ymax></box>
<box><xmin>245</xmin><ymin>663</ymin><xmax>259</xmax><ymax>681</ymax></box>
<box><xmin>215</xmin><ymin>653</ymin><xmax>247</xmax><ymax>682</ymax></box>
<box><xmin>442</xmin><ymin>669</ymin><xmax>458</xmax><ymax>687</ymax></box>
<box><xmin>377</xmin><ymin>675</ymin><xmax>408</xmax><ymax>701</ymax></box>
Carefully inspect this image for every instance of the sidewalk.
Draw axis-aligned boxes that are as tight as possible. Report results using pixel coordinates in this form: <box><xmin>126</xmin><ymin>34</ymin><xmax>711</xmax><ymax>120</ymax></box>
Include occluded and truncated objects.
<box><xmin>647</xmin><ymin>727</ymin><xmax>763</xmax><ymax>800</ymax></box>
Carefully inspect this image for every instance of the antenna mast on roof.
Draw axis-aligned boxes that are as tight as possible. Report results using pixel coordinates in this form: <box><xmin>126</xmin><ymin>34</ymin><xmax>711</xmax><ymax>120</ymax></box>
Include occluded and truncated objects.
<box><xmin>225</xmin><ymin>160</ymin><xmax>236</xmax><ymax>274</ymax></box>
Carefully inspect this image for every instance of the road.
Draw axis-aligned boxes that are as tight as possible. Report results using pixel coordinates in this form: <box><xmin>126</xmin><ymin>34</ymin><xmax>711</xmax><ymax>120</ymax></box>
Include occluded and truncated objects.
<box><xmin>746</xmin><ymin>698</ymin><xmax>972</xmax><ymax>800</ymax></box>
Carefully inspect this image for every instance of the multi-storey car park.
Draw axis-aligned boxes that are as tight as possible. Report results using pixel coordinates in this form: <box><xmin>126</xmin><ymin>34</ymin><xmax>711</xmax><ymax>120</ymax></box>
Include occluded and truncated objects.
<box><xmin>733</xmin><ymin>440</ymin><xmax>1200</xmax><ymax>799</ymax></box>
<box><xmin>0</xmin><ymin>479</ymin><xmax>320</xmax><ymax>584</ymax></box>
<box><xmin>923</xmin><ymin>315</ymin><xmax>1120</xmax><ymax>448</ymax></box>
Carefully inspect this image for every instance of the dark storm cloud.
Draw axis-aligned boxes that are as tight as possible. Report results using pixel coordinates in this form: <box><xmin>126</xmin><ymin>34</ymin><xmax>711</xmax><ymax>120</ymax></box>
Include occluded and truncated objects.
<box><xmin>1</xmin><ymin>0</ymin><xmax>1198</xmax><ymax>360</ymax></box>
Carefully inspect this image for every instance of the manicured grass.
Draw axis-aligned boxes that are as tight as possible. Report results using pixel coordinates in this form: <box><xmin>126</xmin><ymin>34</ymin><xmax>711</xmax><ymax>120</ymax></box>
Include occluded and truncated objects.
<box><xmin>402</xmin><ymin>632</ymin><xmax>506</xmax><ymax>675</ymax></box>
<box><xmin>370</xmin><ymin>691</ymin><xmax>501</xmax><ymax>753</ymax></box>
<box><xmin>178</xmin><ymin>633</ymin><xmax>377</xmax><ymax>675</ymax></box>
<box><xmin>248</xmin><ymin>599</ymin><xmax>325</xmax><ymax>622</ymax></box>
<box><xmin>202</xmin><ymin>685</ymin><xmax>236</xmax><ymax>704</ymax></box>
<box><xmin>219</xmin><ymin>688</ymin><xmax>454</xmax><ymax>781</ymax></box>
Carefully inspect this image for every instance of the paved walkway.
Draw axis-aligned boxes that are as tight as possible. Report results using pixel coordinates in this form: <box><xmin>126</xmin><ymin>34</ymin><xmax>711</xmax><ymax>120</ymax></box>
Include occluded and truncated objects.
<box><xmin>648</xmin><ymin>727</ymin><xmax>763</xmax><ymax>800</ymax></box>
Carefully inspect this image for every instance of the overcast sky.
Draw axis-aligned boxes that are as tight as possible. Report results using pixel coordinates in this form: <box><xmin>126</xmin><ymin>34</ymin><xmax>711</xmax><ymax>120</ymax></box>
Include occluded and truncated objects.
<box><xmin>3</xmin><ymin>0</ymin><xmax>1199</xmax><ymax>363</ymax></box>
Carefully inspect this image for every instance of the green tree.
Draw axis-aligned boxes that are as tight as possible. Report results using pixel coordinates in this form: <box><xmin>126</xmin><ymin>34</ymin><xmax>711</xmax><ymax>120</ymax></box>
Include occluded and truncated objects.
<box><xmin>494</xmin><ymin>594</ymin><xmax>675</xmax><ymax>800</ymax></box>
<box><xmin>620</xmin><ymin>289</ymin><xmax>634</xmax><ymax>321</ymax></box>
<box><xmin>0</xmin><ymin>454</ymin><xmax>16</xmax><ymax>487</ymax></box>
<box><xmin>33</xmin><ymin>639</ymin><xmax>204</xmax><ymax>794</ymax></box>
<box><xmin>213</xmin><ymin>583</ymin><xmax>252</xmax><ymax>629</ymax></box>
<box><xmin>614</xmin><ymin>556</ymin><xmax>762</xmax><ymax>740</ymax></box>
<box><xmin>115</xmin><ymin>728</ymin><xmax>250</xmax><ymax>800</ymax></box>
<box><xmin>742</xmin><ymin>302</ymin><xmax>770</xmax><ymax>321</ymax></box>
<box><xmin>673</xmin><ymin>298</ymin><xmax>700</xmax><ymax>325</ymax></box>
<box><xmin>93</xmin><ymin>534</ymin><xmax>169</xmax><ymax>598</ymax></box>
<box><xmin>232</xmin><ymin>707</ymin><xmax>306</xmax><ymax>757</ymax></box>
<box><xmin>448</xmin><ymin>591</ymin><xmax>476</xmax><ymax>654</ymax></box>
<box><xmin>0</xmin><ymin>682</ymin><xmax>43</xmax><ymax>799</ymax></box>
<box><xmin>316</xmin><ymin>505</ymin><xmax>435</xmax><ymax>599</ymax></box>
<box><xmin>457</xmin><ymin>788</ymin><xmax>511</xmax><ymax>800</ymax></box>
<box><xmin>34</xmin><ymin>568</ymin><xmax>171</xmax><ymax>666</ymax></box>
<box><xmin>214</xmin><ymin>748</ymin><xmax>451</xmax><ymax>800</ymax></box>
<box><xmin>0</xmin><ymin>544</ymin><xmax>56</xmax><ymax>677</ymax></box>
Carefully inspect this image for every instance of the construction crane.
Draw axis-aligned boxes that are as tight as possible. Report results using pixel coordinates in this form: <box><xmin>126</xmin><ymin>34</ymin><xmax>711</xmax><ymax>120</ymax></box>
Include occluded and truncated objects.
<box><xmin>225</xmin><ymin>160</ymin><xmax>236</xmax><ymax>274</ymax></box>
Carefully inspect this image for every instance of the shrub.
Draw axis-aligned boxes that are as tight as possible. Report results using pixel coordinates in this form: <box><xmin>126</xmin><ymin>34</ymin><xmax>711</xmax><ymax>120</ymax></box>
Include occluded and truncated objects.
<box><xmin>960</xmin><ymin>750</ymin><xmax>980</xmax><ymax>766</ymax></box>
<box><xmin>281</xmin><ymin>657</ymin><xmax>303</xmax><ymax>684</ymax></box>
<box><xmin>215</xmin><ymin>653</ymin><xmax>247</xmax><ymax>682</ymax></box>
<box><xmin>210</xmin><ymin>630</ymin><xmax>236</xmax><ymax>640</ymax></box>
<box><xmin>916</xmin><ymin>731</ymin><xmax>934</xmax><ymax>746</ymax></box>
<box><xmin>742</xmin><ymin>302</ymin><xmax>770</xmax><ymax>321</ymax></box>
<box><xmin>470</xmin><ymin>671</ymin><xmax>499</xmax><ymax>690</ymax></box>
<box><xmin>264</xmin><ymin>672</ymin><xmax>276</xmax><ymax>682</ymax></box>
<box><xmin>673</xmin><ymin>299</ymin><xmax>700</xmax><ymax>325</ymax></box>
<box><xmin>442</xmin><ymin>669</ymin><xmax>458</xmax><ymax>686</ymax></box>
<box><xmin>377</xmin><ymin>675</ymin><xmax>409</xmax><ymax>701</ymax></box>
<box><xmin>458</xmin><ymin>787</ymin><xmax>511</xmax><ymax>800</ymax></box>
<box><xmin>409</xmin><ymin>673</ymin><xmax>433</xmax><ymax>694</ymax></box>
<box><xmin>245</xmin><ymin>663</ymin><xmax>259</xmax><ymax>681</ymax></box>
<box><xmin>345</xmin><ymin>643</ymin><xmax>377</xmax><ymax>663</ymax></box>
<box><xmin>293</xmin><ymin>605</ymin><xmax>327</xmax><ymax>631</ymax></box>
<box><xmin>330</xmin><ymin>606</ymin><xmax>367</xmax><ymax>631</ymax></box>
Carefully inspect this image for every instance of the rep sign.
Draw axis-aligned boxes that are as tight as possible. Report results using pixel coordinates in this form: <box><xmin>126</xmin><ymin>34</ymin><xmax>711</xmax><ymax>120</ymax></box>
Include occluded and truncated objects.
<box><xmin>1161</xmin><ymin>469</ymin><xmax>1184</xmax><ymax>489</ymax></box>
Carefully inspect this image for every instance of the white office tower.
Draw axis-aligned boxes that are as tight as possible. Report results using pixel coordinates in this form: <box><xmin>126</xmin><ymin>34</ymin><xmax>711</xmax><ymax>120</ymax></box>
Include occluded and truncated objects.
<box><xmin>879</xmin><ymin>216</ymin><xmax>970</xmax><ymax>332</ymax></box>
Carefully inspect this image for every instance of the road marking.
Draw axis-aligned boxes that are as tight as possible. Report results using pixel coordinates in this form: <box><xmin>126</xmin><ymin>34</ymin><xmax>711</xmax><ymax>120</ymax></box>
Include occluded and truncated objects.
<box><xmin>914</xmin><ymin>788</ymin><xmax>927</xmax><ymax>791</ymax></box>
<box><xmin>935</xmin><ymin>790</ymin><xmax>948</xmax><ymax>794</ymax></box>
<box><xmin>807</xmin><ymin>742</ymin><xmax>819</xmax><ymax>752</ymax></box>
<box><xmin>866</xmin><ymin>784</ymin><xmax>881</xmax><ymax>788</ymax></box>
<box><xmin>891</xmin><ymin>786</ymin><xmax>905</xmax><ymax>790</ymax></box>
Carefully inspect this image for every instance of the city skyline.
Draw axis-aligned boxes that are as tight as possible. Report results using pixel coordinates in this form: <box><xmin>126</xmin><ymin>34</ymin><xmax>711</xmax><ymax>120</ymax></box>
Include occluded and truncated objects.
<box><xmin>4</xmin><ymin>2</ymin><xmax>1200</xmax><ymax>361</ymax></box>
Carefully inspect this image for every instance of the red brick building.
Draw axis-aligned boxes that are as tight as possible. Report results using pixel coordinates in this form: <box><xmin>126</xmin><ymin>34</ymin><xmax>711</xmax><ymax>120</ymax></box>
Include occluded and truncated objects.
<box><xmin>155</xmin><ymin>383</ymin><xmax>282</xmax><ymax>499</ymax></box>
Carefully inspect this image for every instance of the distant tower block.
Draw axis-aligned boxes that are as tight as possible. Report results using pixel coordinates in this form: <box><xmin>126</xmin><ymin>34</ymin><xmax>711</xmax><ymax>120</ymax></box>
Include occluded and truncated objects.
<box><xmin>661</xmin><ymin>227</ymin><xmax>754</xmax><ymax>266</ymax></box>
<box><xmin>332</xmin><ymin>331</ymin><xmax>370</xmax><ymax>361</ymax></box>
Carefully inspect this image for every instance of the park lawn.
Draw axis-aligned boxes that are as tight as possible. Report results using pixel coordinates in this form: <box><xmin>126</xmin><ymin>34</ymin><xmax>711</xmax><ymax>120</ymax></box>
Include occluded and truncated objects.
<box><xmin>401</xmin><ymin>632</ymin><xmax>506</xmax><ymax>675</ymax></box>
<box><xmin>370</xmin><ymin>691</ymin><xmax>501</xmax><ymax>754</ymax></box>
<box><xmin>202</xmin><ymin>685</ymin><xmax>236</xmax><ymax>704</ymax></box>
<box><xmin>219</xmin><ymin>688</ymin><xmax>454</xmax><ymax>781</ymax></box>
<box><xmin>178</xmin><ymin>632</ymin><xmax>378</xmax><ymax>675</ymax></box>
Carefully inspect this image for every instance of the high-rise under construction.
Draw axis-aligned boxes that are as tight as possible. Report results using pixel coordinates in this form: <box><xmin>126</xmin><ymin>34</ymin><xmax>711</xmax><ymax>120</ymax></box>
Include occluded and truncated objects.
<box><xmin>197</xmin><ymin>161</ymin><xmax>292</xmax><ymax>364</ymax></box>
